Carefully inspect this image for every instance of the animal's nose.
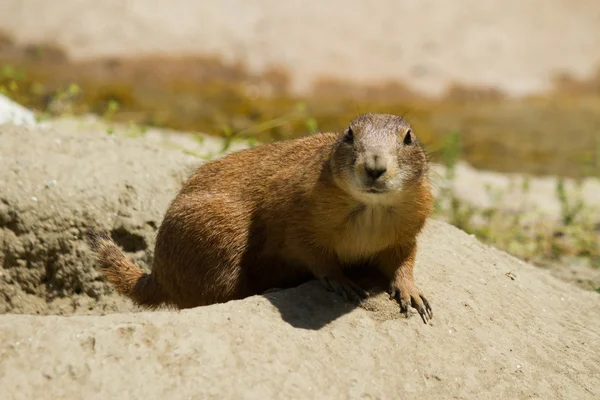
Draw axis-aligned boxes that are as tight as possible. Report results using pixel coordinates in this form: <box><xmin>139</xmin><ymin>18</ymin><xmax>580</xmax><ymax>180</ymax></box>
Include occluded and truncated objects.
<box><xmin>364</xmin><ymin>165</ymin><xmax>387</xmax><ymax>180</ymax></box>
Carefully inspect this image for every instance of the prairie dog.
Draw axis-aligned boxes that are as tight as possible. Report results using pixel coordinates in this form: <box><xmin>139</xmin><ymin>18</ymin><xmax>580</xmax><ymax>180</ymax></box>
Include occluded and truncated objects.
<box><xmin>88</xmin><ymin>113</ymin><xmax>434</xmax><ymax>323</ymax></box>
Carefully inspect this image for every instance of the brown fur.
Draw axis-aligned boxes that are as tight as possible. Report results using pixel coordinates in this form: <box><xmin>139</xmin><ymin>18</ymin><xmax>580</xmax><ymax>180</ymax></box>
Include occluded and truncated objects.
<box><xmin>87</xmin><ymin>113</ymin><xmax>435</xmax><ymax>323</ymax></box>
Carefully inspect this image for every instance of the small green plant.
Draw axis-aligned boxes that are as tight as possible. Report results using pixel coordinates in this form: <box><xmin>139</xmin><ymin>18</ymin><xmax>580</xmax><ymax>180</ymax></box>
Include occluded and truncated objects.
<box><xmin>441</xmin><ymin>131</ymin><xmax>461</xmax><ymax>180</ymax></box>
<box><xmin>182</xmin><ymin>148</ymin><xmax>207</xmax><ymax>159</ymax></box>
<box><xmin>434</xmin><ymin>131</ymin><xmax>474</xmax><ymax>230</ymax></box>
<box><xmin>579</xmin><ymin>136</ymin><xmax>600</xmax><ymax>178</ymax></box>
<box><xmin>212</xmin><ymin>102</ymin><xmax>318</xmax><ymax>155</ymax></box>
<box><xmin>192</xmin><ymin>134</ymin><xmax>205</xmax><ymax>145</ymax></box>
<box><xmin>39</xmin><ymin>82</ymin><xmax>82</xmax><ymax>118</ymax></box>
<box><xmin>220</xmin><ymin>124</ymin><xmax>235</xmax><ymax>153</ymax></box>
<box><xmin>556</xmin><ymin>178</ymin><xmax>584</xmax><ymax>226</ymax></box>
<box><xmin>448</xmin><ymin>197</ymin><xmax>477</xmax><ymax>233</ymax></box>
<box><xmin>305</xmin><ymin>117</ymin><xmax>318</xmax><ymax>133</ymax></box>
<box><xmin>102</xmin><ymin>99</ymin><xmax>120</xmax><ymax>135</ymax></box>
<box><xmin>233</xmin><ymin>102</ymin><xmax>314</xmax><ymax>138</ymax></box>
<box><xmin>428</xmin><ymin>130</ymin><xmax>599</xmax><ymax>288</ymax></box>
<box><xmin>0</xmin><ymin>64</ymin><xmax>24</xmax><ymax>97</ymax></box>
<box><xmin>103</xmin><ymin>99</ymin><xmax>120</xmax><ymax>120</ymax></box>
<box><xmin>122</xmin><ymin>121</ymin><xmax>148</xmax><ymax>138</ymax></box>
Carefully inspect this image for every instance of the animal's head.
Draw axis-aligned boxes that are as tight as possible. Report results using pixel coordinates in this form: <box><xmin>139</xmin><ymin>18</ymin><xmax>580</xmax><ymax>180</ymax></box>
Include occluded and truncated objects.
<box><xmin>330</xmin><ymin>113</ymin><xmax>428</xmax><ymax>205</ymax></box>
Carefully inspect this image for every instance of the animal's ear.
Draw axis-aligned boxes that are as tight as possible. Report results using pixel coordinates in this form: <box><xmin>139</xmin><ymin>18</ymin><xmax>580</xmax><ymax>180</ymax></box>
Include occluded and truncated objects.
<box><xmin>344</xmin><ymin>127</ymin><xmax>354</xmax><ymax>143</ymax></box>
<box><xmin>403</xmin><ymin>129</ymin><xmax>413</xmax><ymax>145</ymax></box>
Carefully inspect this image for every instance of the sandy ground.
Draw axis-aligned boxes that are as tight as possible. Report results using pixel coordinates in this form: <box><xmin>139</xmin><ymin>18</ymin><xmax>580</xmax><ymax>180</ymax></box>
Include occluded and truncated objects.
<box><xmin>1</xmin><ymin>221</ymin><xmax>599</xmax><ymax>399</ymax></box>
<box><xmin>1</xmin><ymin>0</ymin><xmax>599</xmax><ymax>97</ymax></box>
<box><xmin>0</xmin><ymin>119</ymin><xmax>599</xmax><ymax>398</ymax></box>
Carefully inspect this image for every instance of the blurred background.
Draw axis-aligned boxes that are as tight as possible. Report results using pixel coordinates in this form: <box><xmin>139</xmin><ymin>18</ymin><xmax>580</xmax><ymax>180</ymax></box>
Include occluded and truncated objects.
<box><xmin>0</xmin><ymin>0</ymin><xmax>599</xmax><ymax>290</ymax></box>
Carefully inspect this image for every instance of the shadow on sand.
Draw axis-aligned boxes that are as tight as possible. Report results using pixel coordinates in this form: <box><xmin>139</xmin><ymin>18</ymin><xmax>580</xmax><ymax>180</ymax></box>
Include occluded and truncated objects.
<box><xmin>262</xmin><ymin>267</ymin><xmax>393</xmax><ymax>330</ymax></box>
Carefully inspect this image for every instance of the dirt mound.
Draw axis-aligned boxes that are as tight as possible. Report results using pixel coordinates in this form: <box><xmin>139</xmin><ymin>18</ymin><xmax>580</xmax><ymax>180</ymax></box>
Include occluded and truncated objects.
<box><xmin>0</xmin><ymin>120</ymin><xmax>599</xmax><ymax>398</ymax></box>
<box><xmin>0</xmin><ymin>122</ymin><xmax>198</xmax><ymax>315</ymax></box>
<box><xmin>0</xmin><ymin>220</ymin><xmax>598</xmax><ymax>399</ymax></box>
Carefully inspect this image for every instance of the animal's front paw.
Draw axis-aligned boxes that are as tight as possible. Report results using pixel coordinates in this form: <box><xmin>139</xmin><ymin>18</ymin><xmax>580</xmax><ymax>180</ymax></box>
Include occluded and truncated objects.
<box><xmin>320</xmin><ymin>275</ymin><xmax>368</xmax><ymax>304</ymax></box>
<box><xmin>389</xmin><ymin>279</ymin><xmax>432</xmax><ymax>324</ymax></box>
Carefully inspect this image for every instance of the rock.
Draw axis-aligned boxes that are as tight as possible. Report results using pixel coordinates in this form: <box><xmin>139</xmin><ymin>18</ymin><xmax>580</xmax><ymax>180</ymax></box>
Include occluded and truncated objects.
<box><xmin>0</xmin><ymin>94</ymin><xmax>37</xmax><ymax>126</ymax></box>
<box><xmin>0</xmin><ymin>122</ymin><xmax>598</xmax><ymax>399</ymax></box>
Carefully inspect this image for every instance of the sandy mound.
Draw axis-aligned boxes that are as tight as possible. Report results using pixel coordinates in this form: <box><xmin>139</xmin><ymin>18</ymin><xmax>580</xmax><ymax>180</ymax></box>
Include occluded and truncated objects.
<box><xmin>1</xmin><ymin>221</ymin><xmax>598</xmax><ymax>399</ymax></box>
<box><xmin>0</xmin><ymin>121</ymin><xmax>599</xmax><ymax>398</ymax></box>
<box><xmin>0</xmin><ymin>122</ymin><xmax>198</xmax><ymax>315</ymax></box>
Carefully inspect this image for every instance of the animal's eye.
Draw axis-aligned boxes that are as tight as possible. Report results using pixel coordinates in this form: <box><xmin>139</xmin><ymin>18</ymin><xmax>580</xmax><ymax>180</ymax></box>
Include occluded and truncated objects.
<box><xmin>403</xmin><ymin>129</ymin><xmax>413</xmax><ymax>145</ymax></box>
<box><xmin>344</xmin><ymin>127</ymin><xmax>354</xmax><ymax>143</ymax></box>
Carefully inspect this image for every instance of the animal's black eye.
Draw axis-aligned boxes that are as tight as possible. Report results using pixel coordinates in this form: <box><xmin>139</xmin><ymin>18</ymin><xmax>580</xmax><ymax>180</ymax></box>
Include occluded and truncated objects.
<box><xmin>344</xmin><ymin>127</ymin><xmax>354</xmax><ymax>143</ymax></box>
<box><xmin>403</xmin><ymin>129</ymin><xmax>413</xmax><ymax>145</ymax></box>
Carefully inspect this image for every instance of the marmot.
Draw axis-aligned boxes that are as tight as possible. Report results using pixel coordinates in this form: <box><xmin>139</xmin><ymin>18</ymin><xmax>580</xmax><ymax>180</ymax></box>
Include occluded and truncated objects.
<box><xmin>88</xmin><ymin>113</ymin><xmax>434</xmax><ymax>323</ymax></box>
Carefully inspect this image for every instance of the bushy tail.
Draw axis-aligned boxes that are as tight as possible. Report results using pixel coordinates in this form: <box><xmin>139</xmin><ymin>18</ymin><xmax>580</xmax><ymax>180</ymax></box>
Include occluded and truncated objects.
<box><xmin>86</xmin><ymin>230</ymin><xmax>167</xmax><ymax>308</ymax></box>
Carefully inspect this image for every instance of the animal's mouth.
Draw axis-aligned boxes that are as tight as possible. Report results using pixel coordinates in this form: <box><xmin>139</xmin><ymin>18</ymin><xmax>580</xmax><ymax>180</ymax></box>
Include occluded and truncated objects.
<box><xmin>355</xmin><ymin>176</ymin><xmax>390</xmax><ymax>194</ymax></box>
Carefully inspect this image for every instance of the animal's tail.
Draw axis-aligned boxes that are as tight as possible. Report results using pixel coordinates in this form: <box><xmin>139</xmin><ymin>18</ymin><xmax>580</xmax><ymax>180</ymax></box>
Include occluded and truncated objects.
<box><xmin>86</xmin><ymin>230</ymin><xmax>167</xmax><ymax>308</ymax></box>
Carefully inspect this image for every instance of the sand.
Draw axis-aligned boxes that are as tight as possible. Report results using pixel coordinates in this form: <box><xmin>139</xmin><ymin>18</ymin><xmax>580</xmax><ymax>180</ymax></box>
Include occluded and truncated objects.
<box><xmin>0</xmin><ymin>120</ymin><xmax>599</xmax><ymax>399</ymax></box>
